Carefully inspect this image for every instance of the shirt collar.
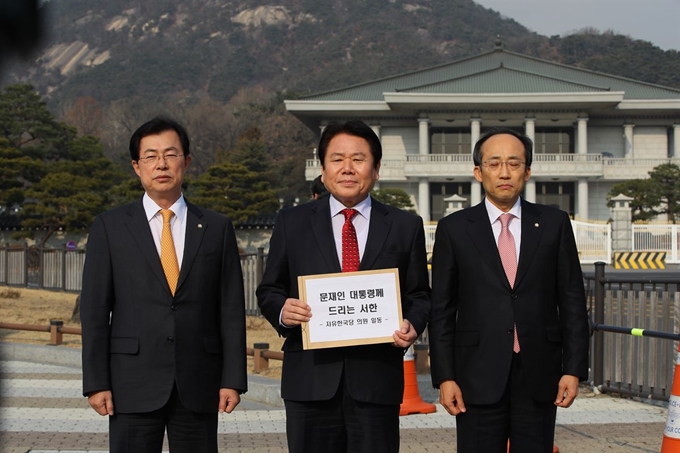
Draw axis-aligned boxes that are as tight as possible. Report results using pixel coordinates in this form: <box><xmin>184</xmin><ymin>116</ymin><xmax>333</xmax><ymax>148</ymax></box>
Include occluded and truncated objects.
<box><xmin>142</xmin><ymin>193</ymin><xmax>187</xmax><ymax>223</ymax></box>
<box><xmin>485</xmin><ymin>197</ymin><xmax>522</xmax><ymax>225</ymax></box>
<box><xmin>329</xmin><ymin>195</ymin><xmax>372</xmax><ymax>220</ymax></box>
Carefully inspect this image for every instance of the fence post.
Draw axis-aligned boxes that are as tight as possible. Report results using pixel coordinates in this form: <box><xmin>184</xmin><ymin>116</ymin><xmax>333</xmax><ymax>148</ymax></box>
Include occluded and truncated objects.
<box><xmin>593</xmin><ymin>261</ymin><xmax>606</xmax><ymax>388</ymax></box>
<box><xmin>62</xmin><ymin>247</ymin><xmax>67</xmax><ymax>291</ymax></box>
<box><xmin>253</xmin><ymin>342</ymin><xmax>269</xmax><ymax>374</ymax></box>
<box><xmin>3</xmin><ymin>242</ymin><xmax>8</xmax><ymax>285</ymax></box>
<box><xmin>256</xmin><ymin>247</ymin><xmax>264</xmax><ymax>285</ymax></box>
<box><xmin>49</xmin><ymin>320</ymin><xmax>63</xmax><ymax>346</ymax></box>
<box><xmin>23</xmin><ymin>243</ymin><xmax>28</xmax><ymax>287</ymax></box>
<box><xmin>414</xmin><ymin>343</ymin><xmax>429</xmax><ymax>375</ymax></box>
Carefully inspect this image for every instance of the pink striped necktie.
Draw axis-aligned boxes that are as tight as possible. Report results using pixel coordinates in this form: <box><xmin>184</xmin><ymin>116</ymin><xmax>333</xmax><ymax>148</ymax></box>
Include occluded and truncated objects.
<box><xmin>498</xmin><ymin>213</ymin><xmax>520</xmax><ymax>353</ymax></box>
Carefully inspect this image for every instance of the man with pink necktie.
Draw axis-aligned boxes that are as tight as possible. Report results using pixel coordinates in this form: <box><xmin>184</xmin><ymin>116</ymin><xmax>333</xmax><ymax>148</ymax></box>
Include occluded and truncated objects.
<box><xmin>257</xmin><ymin>120</ymin><xmax>430</xmax><ymax>453</ymax></box>
<box><xmin>429</xmin><ymin>128</ymin><xmax>590</xmax><ymax>453</ymax></box>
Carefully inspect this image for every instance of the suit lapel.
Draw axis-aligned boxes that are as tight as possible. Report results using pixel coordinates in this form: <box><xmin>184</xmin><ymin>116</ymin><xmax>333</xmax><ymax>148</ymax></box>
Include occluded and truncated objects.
<box><xmin>359</xmin><ymin>199</ymin><xmax>391</xmax><ymax>270</ymax></box>
<box><xmin>465</xmin><ymin>202</ymin><xmax>511</xmax><ymax>289</ymax></box>
<box><xmin>125</xmin><ymin>199</ymin><xmax>169</xmax><ymax>292</ymax></box>
<box><xmin>310</xmin><ymin>198</ymin><xmax>342</xmax><ymax>272</ymax></box>
<box><xmin>177</xmin><ymin>201</ymin><xmax>206</xmax><ymax>293</ymax></box>
<box><xmin>515</xmin><ymin>200</ymin><xmax>543</xmax><ymax>289</ymax></box>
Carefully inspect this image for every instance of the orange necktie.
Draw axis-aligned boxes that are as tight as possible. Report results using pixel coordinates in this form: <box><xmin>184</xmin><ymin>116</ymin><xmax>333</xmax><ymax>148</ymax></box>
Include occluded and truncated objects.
<box><xmin>160</xmin><ymin>209</ymin><xmax>180</xmax><ymax>295</ymax></box>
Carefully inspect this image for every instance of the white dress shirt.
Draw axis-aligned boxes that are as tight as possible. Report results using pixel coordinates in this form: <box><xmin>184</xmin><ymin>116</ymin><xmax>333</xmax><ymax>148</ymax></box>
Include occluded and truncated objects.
<box><xmin>142</xmin><ymin>193</ymin><xmax>188</xmax><ymax>268</ymax></box>
<box><xmin>485</xmin><ymin>197</ymin><xmax>522</xmax><ymax>263</ymax></box>
<box><xmin>329</xmin><ymin>195</ymin><xmax>372</xmax><ymax>266</ymax></box>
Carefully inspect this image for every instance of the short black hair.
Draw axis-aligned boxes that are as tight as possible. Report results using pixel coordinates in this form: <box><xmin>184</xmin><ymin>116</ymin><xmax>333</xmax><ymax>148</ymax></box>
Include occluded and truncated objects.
<box><xmin>310</xmin><ymin>175</ymin><xmax>328</xmax><ymax>198</ymax></box>
<box><xmin>473</xmin><ymin>127</ymin><xmax>533</xmax><ymax>168</ymax></box>
<box><xmin>318</xmin><ymin>120</ymin><xmax>382</xmax><ymax>170</ymax></box>
<box><xmin>129</xmin><ymin>116</ymin><xmax>191</xmax><ymax>161</ymax></box>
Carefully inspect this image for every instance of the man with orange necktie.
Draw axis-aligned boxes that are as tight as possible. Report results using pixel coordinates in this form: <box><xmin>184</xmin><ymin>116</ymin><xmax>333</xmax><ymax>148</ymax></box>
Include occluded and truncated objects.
<box><xmin>429</xmin><ymin>128</ymin><xmax>590</xmax><ymax>453</ymax></box>
<box><xmin>80</xmin><ymin>116</ymin><xmax>247</xmax><ymax>453</ymax></box>
<box><xmin>257</xmin><ymin>120</ymin><xmax>430</xmax><ymax>453</ymax></box>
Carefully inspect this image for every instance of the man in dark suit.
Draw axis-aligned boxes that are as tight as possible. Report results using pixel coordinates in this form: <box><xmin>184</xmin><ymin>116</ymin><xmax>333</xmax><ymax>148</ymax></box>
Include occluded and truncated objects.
<box><xmin>80</xmin><ymin>116</ymin><xmax>247</xmax><ymax>453</ymax></box>
<box><xmin>256</xmin><ymin>120</ymin><xmax>430</xmax><ymax>453</ymax></box>
<box><xmin>429</xmin><ymin>128</ymin><xmax>590</xmax><ymax>453</ymax></box>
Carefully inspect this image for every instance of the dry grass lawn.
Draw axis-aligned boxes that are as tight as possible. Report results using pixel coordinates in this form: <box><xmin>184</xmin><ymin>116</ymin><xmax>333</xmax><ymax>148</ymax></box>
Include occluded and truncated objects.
<box><xmin>0</xmin><ymin>287</ymin><xmax>283</xmax><ymax>379</ymax></box>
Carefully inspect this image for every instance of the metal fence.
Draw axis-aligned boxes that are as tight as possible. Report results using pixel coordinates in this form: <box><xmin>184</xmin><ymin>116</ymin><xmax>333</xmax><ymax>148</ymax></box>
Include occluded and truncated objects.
<box><xmin>1</xmin><ymin>244</ymin><xmax>267</xmax><ymax>316</ymax></box>
<box><xmin>586</xmin><ymin>263</ymin><xmax>680</xmax><ymax>401</ymax></box>
<box><xmin>424</xmin><ymin>219</ymin><xmax>612</xmax><ymax>263</ymax></box>
<box><xmin>633</xmin><ymin>223</ymin><xmax>680</xmax><ymax>263</ymax></box>
<box><xmin>572</xmin><ymin>220</ymin><xmax>611</xmax><ymax>264</ymax></box>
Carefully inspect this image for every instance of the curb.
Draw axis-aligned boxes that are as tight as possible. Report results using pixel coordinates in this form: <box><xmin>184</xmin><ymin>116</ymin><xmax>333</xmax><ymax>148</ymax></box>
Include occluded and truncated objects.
<box><xmin>0</xmin><ymin>342</ymin><xmax>284</xmax><ymax>407</ymax></box>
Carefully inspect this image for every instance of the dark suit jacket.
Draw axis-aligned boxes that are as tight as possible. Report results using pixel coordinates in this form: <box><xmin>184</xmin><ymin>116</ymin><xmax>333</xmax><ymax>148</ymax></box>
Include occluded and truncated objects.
<box><xmin>429</xmin><ymin>200</ymin><xmax>589</xmax><ymax>405</ymax></box>
<box><xmin>80</xmin><ymin>198</ymin><xmax>247</xmax><ymax>414</ymax></box>
<box><xmin>256</xmin><ymin>197</ymin><xmax>431</xmax><ymax>405</ymax></box>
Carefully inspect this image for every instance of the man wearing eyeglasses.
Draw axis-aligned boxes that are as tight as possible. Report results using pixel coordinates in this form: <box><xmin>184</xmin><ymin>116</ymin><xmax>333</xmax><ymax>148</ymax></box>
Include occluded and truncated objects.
<box><xmin>429</xmin><ymin>128</ymin><xmax>589</xmax><ymax>453</ymax></box>
<box><xmin>80</xmin><ymin>116</ymin><xmax>247</xmax><ymax>453</ymax></box>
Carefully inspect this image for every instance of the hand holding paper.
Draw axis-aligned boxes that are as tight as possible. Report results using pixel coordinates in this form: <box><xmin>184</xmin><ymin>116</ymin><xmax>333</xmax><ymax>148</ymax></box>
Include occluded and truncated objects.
<box><xmin>281</xmin><ymin>298</ymin><xmax>312</xmax><ymax>327</ymax></box>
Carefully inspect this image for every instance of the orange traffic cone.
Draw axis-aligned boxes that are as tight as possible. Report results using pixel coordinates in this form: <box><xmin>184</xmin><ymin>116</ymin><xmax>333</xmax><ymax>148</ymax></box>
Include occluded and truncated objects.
<box><xmin>661</xmin><ymin>343</ymin><xmax>680</xmax><ymax>451</ymax></box>
<box><xmin>507</xmin><ymin>440</ymin><xmax>559</xmax><ymax>452</ymax></box>
<box><xmin>399</xmin><ymin>345</ymin><xmax>436</xmax><ymax>416</ymax></box>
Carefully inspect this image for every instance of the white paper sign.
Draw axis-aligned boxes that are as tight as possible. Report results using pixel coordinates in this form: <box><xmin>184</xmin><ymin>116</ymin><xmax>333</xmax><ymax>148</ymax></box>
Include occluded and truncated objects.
<box><xmin>298</xmin><ymin>268</ymin><xmax>403</xmax><ymax>349</ymax></box>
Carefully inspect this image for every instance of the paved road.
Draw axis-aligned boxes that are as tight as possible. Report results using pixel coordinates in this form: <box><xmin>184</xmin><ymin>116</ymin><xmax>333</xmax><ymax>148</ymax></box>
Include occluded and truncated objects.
<box><xmin>0</xmin><ymin>343</ymin><xmax>670</xmax><ymax>453</ymax></box>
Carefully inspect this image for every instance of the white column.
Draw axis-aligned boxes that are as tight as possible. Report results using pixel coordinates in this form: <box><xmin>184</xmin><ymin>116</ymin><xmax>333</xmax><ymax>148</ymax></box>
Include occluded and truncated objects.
<box><xmin>524</xmin><ymin>181</ymin><xmax>536</xmax><ymax>203</ymax></box>
<box><xmin>624</xmin><ymin>123</ymin><xmax>635</xmax><ymax>159</ymax></box>
<box><xmin>524</xmin><ymin>116</ymin><xmax>536</xmax><ymax>203</ymax></box>
<box><xmin>577</xmin><ymin>116</ymin><xmax>588</xmax><ymax>155</ymax></box>
<box><xmin>417</xmin><ymin>118</ymin><xmax>430</xmax><ymax>222</ymax></box>
<box><xmin>673</xmin><ymin>124</ymin><xmax>680</xmax><ymax>158</ymax></box>
<box><xmin>578</xmin><ymin>178</ymin><xmax>589</xmax><ymax>220</ymax></box>
<box><xmin>524</xmin><ymin>116</ymin><xmax>536</xmax><ymax>142</ymax></box>
<box><xmin>418</xmin><ymin>178</ymin><xmax>430</xmax><ymax>223</ymax></box>
<box><xmin>370</xmin><ymin>124</ymin><xmax>381</xmax><ymax>141</ymax></box>
<box><xmin>418</xmin><ymin>118</ymin><xmax>429</xmax><ymax>155</ymax></box>
<box><xmin>371</xmin><ymin>124</ymin><xmax>382</xmax><ymax>189</ymax></box>
<box><xmin>470</xmin><ymin>117</ymin><xmax>482</xmax><ymax>205</ymax></box>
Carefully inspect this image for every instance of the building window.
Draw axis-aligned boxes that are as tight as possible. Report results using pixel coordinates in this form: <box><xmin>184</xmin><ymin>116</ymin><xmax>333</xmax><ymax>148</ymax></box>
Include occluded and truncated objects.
<box><xmin>535</xmin><ymin>182</ymin><xmax>574</xmax><ymax>215</ymax></box>
<box><xmin>431</xmin><ymin>129</ymin><xmax>471</xmax><ymax>154</ymax></box>
<box><xmin>430</xmin><ymin>182</ymin><xmax>472</xmax><ymax>221</ymax></box>
<box><xmin>534</xmin><ymin>129</ymin><xmax>573</xmax><ymax>154</ymax></box>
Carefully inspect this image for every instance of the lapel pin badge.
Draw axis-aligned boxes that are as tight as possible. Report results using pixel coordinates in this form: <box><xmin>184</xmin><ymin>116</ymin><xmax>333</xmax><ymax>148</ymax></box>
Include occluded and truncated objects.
<box><xmin>534</xmin><ymin>223</ymin><xmax>539</xmax><ymax>228</ymax></box>
<box><xmin>197</xmin><ymin>224</ymin><xmax>203</xmax><ymax>229</ymax></box>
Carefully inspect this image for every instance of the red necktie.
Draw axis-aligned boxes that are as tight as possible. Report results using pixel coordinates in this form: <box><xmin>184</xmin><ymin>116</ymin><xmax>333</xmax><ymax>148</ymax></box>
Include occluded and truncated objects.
<box><xmin>341</xmin><ymin>208</ymin><xmax>360</xmax><ymax>272</ymax></box>
<box><xmin>498</xmin><ymin>213</ymin><xmax>520</xmax><ymax>353</ymax></box>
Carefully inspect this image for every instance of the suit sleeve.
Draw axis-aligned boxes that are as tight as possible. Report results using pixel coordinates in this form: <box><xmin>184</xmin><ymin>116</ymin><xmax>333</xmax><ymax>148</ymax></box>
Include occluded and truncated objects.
<box><xmin>80</xmin><ymin>215</ymin><xmax>115</xmax><ymax>396</ymax></box>
<box><xmin>256</xmin><ymin>212</ymin><xmax>293</xmax><ymax>337</ymax></box>
<box><xmin>556</xmin><ymin>212</ymin><xmax>590</xmax><ymax>380</ymax></box>
<box><xmin>219</xmin><ymin>219</ymin><xmax>248</xmax><ymax>392</ymax></box>
<box><xmin>428</xmin><ymin>219</ymin><xmax>459</xmax><ymax>387</ymax></box>
<box><xmin>400</xmin><ymin>218</ymin><xmax>431</xmax><ymax>336</ymax></box>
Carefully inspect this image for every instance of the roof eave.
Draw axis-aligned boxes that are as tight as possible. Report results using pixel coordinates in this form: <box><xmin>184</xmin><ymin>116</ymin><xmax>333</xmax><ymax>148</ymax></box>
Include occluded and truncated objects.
<box><xmin>285</xmin><ymin>100</ymin><xmax>390</xmax><ymax>113</ymax></box>
<box><xmin>382</xmin><ymin>92</ymin><xmax>625</xmax><ymax>111</ymax></box>
<box><xmin>617</xmin><ymin>100</ymin><xmax>680</xmax><ymax>111</ymax></box>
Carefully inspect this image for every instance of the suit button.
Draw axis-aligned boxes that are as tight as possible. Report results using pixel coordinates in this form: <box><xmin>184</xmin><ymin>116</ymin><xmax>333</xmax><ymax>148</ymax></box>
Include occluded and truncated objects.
<box><xmin>167</xmin><ymin>336</ymin><xmax>174</xmax><ymax>343</ymax></box>
<box><xmin>171</xmin><ymin>305</ymin><xmax>178</xmax><ymax>311</ymax></box>
<box><xmin>507</xmin><ymin>329</ymin><xmax>513</xmax><ymax>334</ymax></box>
<box><xmin>511</xmin><ymin>294</ymin><xmax>518</xmax><ymax>299</ymax></box>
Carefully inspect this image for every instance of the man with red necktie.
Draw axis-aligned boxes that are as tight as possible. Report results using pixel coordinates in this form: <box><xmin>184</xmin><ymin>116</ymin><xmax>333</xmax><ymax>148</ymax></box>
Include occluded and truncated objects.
<box><xmin>429</xmin><ymin>128</ymin><xmax>590</xmax><ymax>453</ymax></box>
<box><xmin>257</xmin><ymin>120</ymin><xmax>431</xmax><ymax>453</ymax></box>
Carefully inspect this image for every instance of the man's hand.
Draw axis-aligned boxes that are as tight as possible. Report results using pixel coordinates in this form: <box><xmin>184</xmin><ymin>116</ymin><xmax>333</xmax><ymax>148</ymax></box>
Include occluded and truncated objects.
<box><xmin>281</xmin><ymin>298</ymin><xmax>312</xmax><ymax>327</ymax></box>
<box><xmin>440</xmin><ymin>380</ymin><xmax>466</xmax><ymax>416</ymax></box>
<box><xmin>392</xmin><ymin>319</ymin><xmax>417</xmax><ymax>348</ymax></box>
<box><xmin>554</xmin><ymin>374</ymin><xmax>579</xmax><ymax>408</ymax></box>
<box><xmin>218</xmin><ymin>388</ymin><xmax>241</xmax><ymax>414</ymax></box>
<box><xmin>87</xmin><ymin>390</ymin><xmax>114</xmax><ymax>416</ymax></box>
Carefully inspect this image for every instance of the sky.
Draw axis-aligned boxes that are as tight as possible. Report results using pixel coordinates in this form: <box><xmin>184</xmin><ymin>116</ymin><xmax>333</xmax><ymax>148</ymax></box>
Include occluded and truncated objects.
<box><xmin>474</xmin><ymin>0</ymin><xmax>680</xmax><ymax>51</ymax></box>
